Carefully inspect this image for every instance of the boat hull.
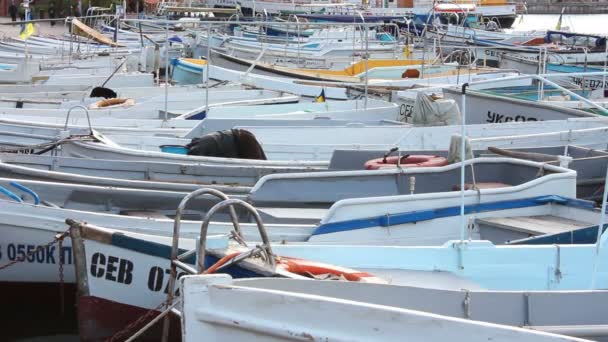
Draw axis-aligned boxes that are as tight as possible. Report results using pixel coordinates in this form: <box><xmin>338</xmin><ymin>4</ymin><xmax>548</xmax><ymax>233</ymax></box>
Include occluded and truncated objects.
<box><xmin>494</xmin><ymin>14</ymin><xmax>517</xmax><ymax>29</ymax></box>
<box><xmin>78</xmin><ymin>295</ymin><xmax>181</xmax><ymax>342</ymax></box>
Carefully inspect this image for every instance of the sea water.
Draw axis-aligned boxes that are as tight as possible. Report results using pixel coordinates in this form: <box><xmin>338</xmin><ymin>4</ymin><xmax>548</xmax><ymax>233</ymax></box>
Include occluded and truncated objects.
<box><xmin>510</xmin><ymin>14</ymin><xmax>608</xmax><ymax>35</ymax></box>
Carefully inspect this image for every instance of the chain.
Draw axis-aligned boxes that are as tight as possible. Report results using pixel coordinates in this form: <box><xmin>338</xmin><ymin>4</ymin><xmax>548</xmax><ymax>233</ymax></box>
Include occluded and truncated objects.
<box><xmin>0</xmin><ymin>230</ymin><xmax>69</xmax><ymax>271</ymax></box>
<box><xmin>58</xmin><ymin>234</ymin><xmax>66</xmax><ymax>317</ymax></box>
<box><xmin>106</xmin><ymin>298</ymin><xmax>174</xmax><ymax>342</ymax></box>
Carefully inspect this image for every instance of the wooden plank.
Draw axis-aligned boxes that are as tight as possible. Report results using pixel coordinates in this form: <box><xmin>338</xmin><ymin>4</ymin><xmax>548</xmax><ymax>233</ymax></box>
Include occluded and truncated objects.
<box><xmin>72</xmin><ymin>18</ymin><xmax>125</xmax><ymax>48</ymax></box>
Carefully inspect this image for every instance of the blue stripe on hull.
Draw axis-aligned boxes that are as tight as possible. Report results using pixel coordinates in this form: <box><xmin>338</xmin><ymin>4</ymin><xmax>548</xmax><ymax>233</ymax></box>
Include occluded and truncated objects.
<box><xmin>312</xmin><ymin>195</ymin><xmax>594</xmax><ymax>236</ymax></box>
<box><xmin>110</xmin><ymin>234</ymin><xmax>268</xmax><ymax>278</ymax></box>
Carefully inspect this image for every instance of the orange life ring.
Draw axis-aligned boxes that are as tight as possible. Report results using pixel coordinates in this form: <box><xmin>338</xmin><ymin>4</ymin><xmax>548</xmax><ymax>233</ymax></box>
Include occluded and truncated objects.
<box><xmin>277</xmin><ymin>256</ymin><xmax>386</xmax><ymax>283</ymax></box>
<box><xmin>364</xmin><ymin>155</ymin><xmax>449</xmax><ymax>170</ymax></box>
<box><xmin>89</xmin><ymin>97</ymin><xmax>135</xmax><ymax>109</ymax></box>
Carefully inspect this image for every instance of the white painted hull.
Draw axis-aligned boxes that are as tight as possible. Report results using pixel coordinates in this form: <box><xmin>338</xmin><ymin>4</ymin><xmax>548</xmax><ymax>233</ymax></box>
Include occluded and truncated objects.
<box><xmin>0</xmin><ymin>89</ymin><xmax>295</xmax><ymax>120</ymax></box>
<box><xmin>0</xmin><ymin>60</ymin><xmax>40</xmax><ymax>84</ymax></box>
<box><xmin>478</xmin><ymin>46</ymin><xmax>608</xmax><ymax>66</ymax></box>
<box><xmin>188</xmin><ymin>276</ymin><xmax>608</xmax><ymax>340</ymax></box>
<box><xmin>180</xmin><ymin>275</ymin><xmax>584</xmax><ymax>342</ymax></box>
<box><xmin>442</xmin><ymin>88</ymin><xmax>598</xmax><ymax>124</ymax></box>
<box><xmin>205</xmin><ymin>98</ymin><xmax>400</xmax><ymax>121</ymax></box>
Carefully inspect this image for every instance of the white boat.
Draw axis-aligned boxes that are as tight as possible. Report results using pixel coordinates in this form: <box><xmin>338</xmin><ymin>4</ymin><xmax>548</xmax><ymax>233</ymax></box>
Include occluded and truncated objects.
<box><xmin>173</xmin><ymin>58</ymin><xmax>349</xmax><ymax>99</ymax></box>
<box><xmin>499</xmin><ymin>54</ymin><xmax>608</xmax><ymax>91</ymax></box>
<box><xmin>202</xmin><ymin>98</ymin><xmax>401</xmax><ymax>121</ymax></box>
<box><xmin>474</xmin><ymin>31</ymin><xmax>608</xmax><ymax>66</ymax></box>
<box><xmin>0</xmin><ymin>157</ymin><xmax>579</xmax><ymax>293</ymax></box>
<box><xmin>442</xmin><ymin>86</ymin><xmax>599</xmax><ymax>124</ymax></box>
<box><xmin>179</xmin><ymin>275</ymin><xmax>586</xmax><ymax>342</ymax></box>
<box><xmin>64</xmin><ymin>178</ymin><xmax>608</xmax><ymax>340</ymax></box>
<box><xmin>213</xmin><ymin>32</ymin><xmax>404</xmax><ymax>69</ymax></box>
<box><xmin>210</xmin><ymin>53</ymin><xmax>528</xmax><ymax>89</ymax></box>
<box><xmin>0</xmin><ymin>88</ymin><xmax>298</xmax><ymax>121</ymax></box>
<box><xmin>50</xmin><ymin>118</ymin><xmax>608</xmax><ymax>164</ymax></box>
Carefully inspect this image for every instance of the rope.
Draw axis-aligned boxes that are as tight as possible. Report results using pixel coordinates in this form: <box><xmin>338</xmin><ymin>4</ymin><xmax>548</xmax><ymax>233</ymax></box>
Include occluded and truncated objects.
<box><xmin>58</xmin><ymin>235</ymin><xmax>66</xmax><ymax>317</ymax></box>
<box><xmin>203</xmin><ymin>252</ymin><xmax>241</xmax><ymax>274</ymax></box>
<box><xmin>0</xmin><ymin>134</ymin><xmax>97</xmax><ymax>154</ymax></box>
<box><xmin>535</xmin><ymin>162</ymin><xmax>547</xmax><ymax>178</ymax></box>
<box><xmin>106</xmin><ymin>298</ymin><xmax>175</xmax><ymax>342</ymax></box>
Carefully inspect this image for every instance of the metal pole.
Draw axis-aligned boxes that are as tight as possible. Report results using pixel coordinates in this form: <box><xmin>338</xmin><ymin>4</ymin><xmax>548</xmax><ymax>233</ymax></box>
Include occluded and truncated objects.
<box><xmin>352</xmin><ymin>18</ymin><xmax>356</xmax><ymax>65</ymax></box>
<box><xmin>591</xmin><ymin>165</ymin><xmax>608</xmax><ymax>289</ymax></box>
<box><xmin>295</xmin><ymin>15</ymin><xmax>300</xmax><ymax>68</ymax></box>
<box><xmin>69</xmin><ymin>19</ymin><xmax>73</xmax><ymax>65</ymax></box>
<box><xmin>138</xmin><ymin>21</ymin><xmax>144</xmax><ymax>48</ymax></box>
<box><xmin>354</xmin><ymin>11</ymin><xmax>367</xmax><ymax>109</ymax></box>
<box><xmin>459</xmin><ymin>83</ymin><xmax>469</xmax><ymax>242</ymax></box>
<box><xmin>539</xmin><ymin>47</ymin><xmax>546</xmax><ymax>101</ymax></box>
<box><xmin>391</xmin><ymin>23</ymin><xmax>399</xmax><ymax>59</ymax></box>
<box><xmin>421</xmin><ymin>28</ymin><xmax>426</xmax><ymax>80</ymax></box>
<box><xmin>543</xmin><ymin>47</ymin><xmax>548</xmax><ymax>97</ymax></box>
<box><xmin>284</xmin><ymin>16</ymin><xmax>289</xmax><ymax>61</ymax></box>
<box><xmin>164</xmin><ymin>19</ymin><xmax>169</xmax><ymax>121</ymax></box>
<box><xmin>114</xmin><ymin>15</ymin><xmax>118</xmax><ymax>43</ymax></box>
<box><xmin>364</xmin><ymin>24</ymin><xmax>369</xmax><ymax>110</ymax></box>
<box><xmin>602</xmin><ymin>40</ymin><xmax>608</xmax><ymax>96</ymax></box>
<box><xmin>126</xmin><ymin>300</ymin><xmax>181</xmax><ymax>342</ymax></box>
<box><xmin>205</xmin><ymin>23</ymin><xmax>211</xmax><ymax>113</ymax></box>
<box><xmin>536</xmin><ymin>47</ymin><xmax>542</xmax><ymax>96</ymax></box>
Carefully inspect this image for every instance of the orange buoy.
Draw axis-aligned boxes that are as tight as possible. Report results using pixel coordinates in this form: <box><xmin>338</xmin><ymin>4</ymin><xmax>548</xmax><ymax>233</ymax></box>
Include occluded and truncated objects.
<box><xmin>364</xmin><ymin>155</ymin><xmax>449</xmax><ymax>170</ymax></box>
<box><xmin>401</xmin><ymin>69</ymin><xmax>420</xmax><ymax>78</ymax></box>
<box><xmin>89</xmin><ymin>97</ymin><xmax>135</xmax><ymax>109</ymax></box>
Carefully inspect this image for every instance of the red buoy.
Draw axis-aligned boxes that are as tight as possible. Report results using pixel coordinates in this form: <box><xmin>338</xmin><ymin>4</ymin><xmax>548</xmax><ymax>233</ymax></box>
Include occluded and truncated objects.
<box><xmin>364</xmin><ymin>155</ymin><xmax>449</xmax><ymax>170</ymax></box>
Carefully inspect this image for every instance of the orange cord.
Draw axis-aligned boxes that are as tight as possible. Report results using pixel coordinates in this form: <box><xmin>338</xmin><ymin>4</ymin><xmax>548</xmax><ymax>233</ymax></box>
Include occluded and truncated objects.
<box><xmin>204</xmin><ymin>252</ymin><xmax>241</xmax><ymax>274</ymax></box>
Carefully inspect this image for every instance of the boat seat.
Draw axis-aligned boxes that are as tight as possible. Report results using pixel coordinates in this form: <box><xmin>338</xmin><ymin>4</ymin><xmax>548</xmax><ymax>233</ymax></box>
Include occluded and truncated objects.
<box><xmin>452</xmin><ymin>182</ymin><xmax>510</xmax><ymax>191</ymax></box>
<box><xmin>256</xmin><ymin>207</ymin><xmax>326</xmax><ymax>225</ymax></box>
<box><xmin>119</xmin><ymin>210</ymin><xmax>170</xmax><ymax>219</ymax></box>
<box><xmin>476</xmin><ymin>215</ymin><xmax>592</xmax><ymax>236</ymax></box>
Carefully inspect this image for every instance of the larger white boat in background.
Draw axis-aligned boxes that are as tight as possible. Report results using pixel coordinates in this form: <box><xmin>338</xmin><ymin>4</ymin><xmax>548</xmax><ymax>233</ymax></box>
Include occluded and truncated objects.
<box><xmin>194</xmin><ymin>0</ymin><xmax>517</xmax><ymax>28</ymax></box>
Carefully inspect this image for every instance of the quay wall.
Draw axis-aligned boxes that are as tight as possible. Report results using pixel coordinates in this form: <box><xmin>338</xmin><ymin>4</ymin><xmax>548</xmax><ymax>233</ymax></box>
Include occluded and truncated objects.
<box><xmin>524</xmin><ymin>0</ymin><xmax>608</xmax><ymax>14</ymax></box>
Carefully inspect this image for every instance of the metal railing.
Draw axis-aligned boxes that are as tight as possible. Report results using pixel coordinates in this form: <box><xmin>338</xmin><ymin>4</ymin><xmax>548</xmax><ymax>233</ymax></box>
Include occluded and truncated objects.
<box><xmin>110</xmin><ymin>188</ymin><xmax>274</xmax><ymax>342</ymax></box>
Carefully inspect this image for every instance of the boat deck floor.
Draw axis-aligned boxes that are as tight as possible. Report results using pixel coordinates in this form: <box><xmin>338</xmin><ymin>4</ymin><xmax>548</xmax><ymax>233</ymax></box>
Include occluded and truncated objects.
<box><xmin>477</xmin><ymin>215</ymin><xmax>592</xmax><ymax>236</ymax></box>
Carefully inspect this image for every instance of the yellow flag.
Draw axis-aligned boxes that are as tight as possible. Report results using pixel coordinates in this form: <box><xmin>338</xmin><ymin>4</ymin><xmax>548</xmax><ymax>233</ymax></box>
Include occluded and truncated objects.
<box><xmin>20</xmin><ymin>11</ymin><xmax>35</xmax><ymax>40</ymax></box>
<box><xmin>315</xmin><ymin>89</ymin><xmax>326</xmax><ymax>103</ymax></box>
<box><xmin>20</xmin><ymin>23</ymin><xmax>35</xmax><ymax>39</ymax></box>
<box><xmin>556</xmin><ymin>7</ymin><xmax>565</xmax><ymax>31</ymax></box>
